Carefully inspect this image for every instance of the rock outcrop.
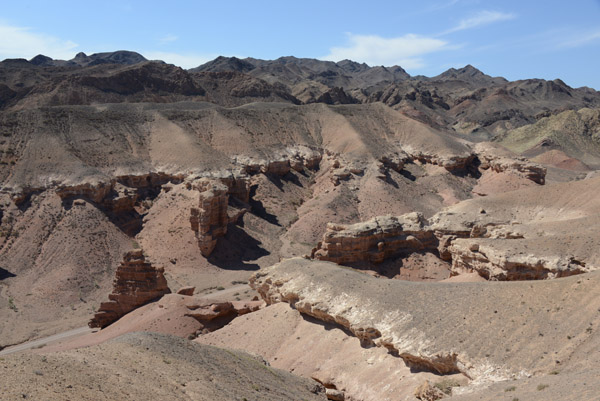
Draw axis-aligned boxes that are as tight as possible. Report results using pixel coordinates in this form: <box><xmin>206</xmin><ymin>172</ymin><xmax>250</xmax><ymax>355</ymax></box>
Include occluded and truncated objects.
<box><xmin>176</xmin><ymin>286</ymin><xmax>195</xmax><ymax>296</ymax></box>
<box><xmin>250</xmin><ymin>259</ymin><xmax>469</xmax><ymax>378</ymax></box>
<box><xmin>185</xmin><ymin>300</ymin><xmax>263</xmax><ymax>333</ymax></box>
<box><xmin>189</xmin><ymin>176</ymin><xmax>250</xmax><ymax>257</ymax></box>
<box><xmin>232</xmin><ymin>145</ymin><xmax>322</xmax><ymax>176</ymax></box>
<box><xmin>89</xmin><ymin>250</ymin><xmax>171</xmax><ymax>328</ymax></box>
<box><xmin>474</xmin><ymin>143</ymin><xmax>546</xmax><ymax>184</ymax></box>
<box><xmin>311</xmin><ymin>207</ymin><xmax>594</xmax><ymax>281</ymax></box>
<box><xmin>311</xmin><ymin>213</ymin><xmax>436</xmax><ymax>265</ymax></box>
<box><xmin>250</xmin><ymin>258</ymin><xmax>600</xmax><ymax>384</ymax></box>
<box><xmin>448</xmin><ymin>238</ymin><xmax>589</xmax><ymax>280</ymax></box>
<box><xmin>401</xmin><ymin>145</ymin><xmax>476</xmax><ymax>173</ymax></box>
<box><xmin>190</xmin><ymin>179</ymin><xmax>231</xmax><ymax>257</ymax></box>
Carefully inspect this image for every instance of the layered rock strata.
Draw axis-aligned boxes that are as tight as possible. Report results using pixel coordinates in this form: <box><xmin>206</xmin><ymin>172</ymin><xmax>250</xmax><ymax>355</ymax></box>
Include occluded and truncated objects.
<box><xmin>190</xmin><ymin>179</ymin><xmax>231</xmax><ymax>257</ymax></box>
<box><xmin>89</xmin><ymin>250</ymin><xmax>171</xmax><ymax>328</ymax></box>
<box><xmin>474</xmin><ymin>143</ymin><xmax>546</xmax><ymax>184</ymax></box>
<box><xmin>232</xmin><ymin>145</ymin><xmax>322</xmax><ymax>176</ymax></box>
<box><xmin>311</xmin><ymin>213</ymin><xmax>436</xmax><ymax>265</ymax></box>
<box><xmin>250</xmin><ymin>259</ymin><xmax>468</xmax><ymax>378</ymax></box>
<box><xmin>448</xmin><ymin>238</ymin><xmax>589</xmax><ymax>280</ymax></box>
<box><xmin>313</xmin><ymin>209</ymin><xmax>593</xmax><ymax>280</ymax></box>
<box><xmin>189</xmin><ymin>177</ymin><xmax>250</xmax><ymax>257</ymax></box>
<box><xmin>250</xmin><ymin>258</ymin><xmax>600</xmax><ymax>384</ymax></box>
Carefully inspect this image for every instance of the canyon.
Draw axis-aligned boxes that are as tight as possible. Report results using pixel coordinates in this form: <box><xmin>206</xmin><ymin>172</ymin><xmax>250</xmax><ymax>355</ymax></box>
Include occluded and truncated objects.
<box><xmin>1</xmin><ymin>51</ymin><xmax>600</xmax><ymax>400</ymax></box>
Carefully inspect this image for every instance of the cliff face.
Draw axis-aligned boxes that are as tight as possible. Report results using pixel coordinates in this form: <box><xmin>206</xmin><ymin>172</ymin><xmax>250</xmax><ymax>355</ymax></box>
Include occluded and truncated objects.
<box><xmin>312</xmin><ymin>206</ymin><xmax>596</xmax><ymax>281</ymax></box>
<box><xmin>89</xmin><ymin>250</ymin><xmax>171</xmax><ymax>328</ymax></box>
<box><xmin>248</xmin><ymin>258</ymin><xmax>600</xmax><ymax>391</ymax></box>
<box><xmin>190</xmin><ymin>179</ymin><xmax>231</xmax><ymax>257</ymax></box>
<box><xmin>311</xmin><ymin>213</ymin><xmax>436</xmax><ymax>265</ymax></box>
<box><xmin>188</xmin><ymin>176</ymin><xmax>251</xmax><ymax>257</ymax></box>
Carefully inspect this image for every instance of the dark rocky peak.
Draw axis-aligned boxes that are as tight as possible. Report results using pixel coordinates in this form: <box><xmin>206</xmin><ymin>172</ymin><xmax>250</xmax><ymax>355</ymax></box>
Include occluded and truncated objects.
<box><xmin>76</xmin><ymin>61</ymin><xmax>205</xmax><ymax>97</ymax></box>
<box><xmin>508</xmin><ymin>78</ymin><xmax>574</xmax><ymax>99</ymax></box>
<box><xmin>273</xmin><ymin>57</ymin><xmax>339</xmax><ymax>73</ymax></box>
<box><xmin>276</xmin><ymin>55</ymin><xmax>300</xmax><ymax>64</ymax></box>
<box><xmin>390</xmin><ymin>65</ymin><xmax>409</xmax><ymax>75</ymax></box>
<box><xmin>29</xmin><ymin>54</ymin><xmax>54</xmax><ymax>66</ymax></box>
<box><xmin>438</xmin><ymin>64</ymin><xmax>484</xmax><ymax>79</ymax></box>
<box><xmin>434</xmin><ymin>64</ymin><xmax>507</xmax><ymax>86</ymax></box>
<box><xmin>365</xmin><ymin>65</ymin><xmax>410</xmax><ymax>81</ymax></box>
<box><xmin>336</xmin><ymin>59</ymin><xmax>370</xmax><ymax>73</ymax></box>
<box><xmin>70</xmin><ymin>50</ymin><xmax>147</xmax><ymax>67</ymax></box>
<box><xmin>191</xmin><ymin>56</ymin><xmax>256</xmax><ymax>73</ymax></box>
<box><xmin>314</xmin><ymin>87</ymin><xmax>359</xmax><ymax>105</ymax></box>
<box><xmin>0</xmin><ymin>58</ymin><xmax>30</xmax><ymax>66</ymax></box>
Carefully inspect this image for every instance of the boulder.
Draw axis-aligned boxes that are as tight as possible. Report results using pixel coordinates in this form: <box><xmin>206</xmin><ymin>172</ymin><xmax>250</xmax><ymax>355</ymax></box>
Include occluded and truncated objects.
<box><xmin>176</xmin><ymin>286</ymin><xmax>195</xmax><ymax>296</ymax></box>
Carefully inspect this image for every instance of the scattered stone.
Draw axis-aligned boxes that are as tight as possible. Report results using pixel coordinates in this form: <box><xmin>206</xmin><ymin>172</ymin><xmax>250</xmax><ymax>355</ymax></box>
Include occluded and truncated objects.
<box><xmin>177</xmin><ymin>286</ymin><xmax>195</xmax><ymax>296</ymax></box>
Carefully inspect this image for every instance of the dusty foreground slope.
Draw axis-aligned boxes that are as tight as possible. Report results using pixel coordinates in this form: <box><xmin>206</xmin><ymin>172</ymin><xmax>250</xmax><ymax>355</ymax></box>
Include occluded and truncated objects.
<box><xmin>197</xmin><ymin>257</ymin><xmax>600</xmax><ymax>400</ymax></box>
<box><xmin>0</xmin><ymin>331</ymin><xmax>326</xmax><ymax>401</ymax></box>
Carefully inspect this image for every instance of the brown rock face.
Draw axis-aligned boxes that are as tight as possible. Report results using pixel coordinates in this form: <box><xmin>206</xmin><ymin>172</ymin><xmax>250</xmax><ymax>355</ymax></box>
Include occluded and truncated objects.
<box><xmin>474</xmin><ymin>143</ymin><xmax>546</xmax><ymax>185</ymax></box>
<box><xmin>190</xmin><ymin>179</ymin><xmax>230</xmax><ymax>257</ymax></box>
<box><xmin>188</xmin><ymin>175</ymin><xmax>251</xmax><ymax>257</ymax></box>
<box><xmin>312</xmin><ymin>213</ymin><xmax>436</xmax><ymax>265</ymax></box>
<box><xmin>185</xmin><ymin>300</ymin><xmax>263</xmax><ymax>333</ymax></box>
<box><xmin>89</xmin><ymin>250</ymin><xmax>171</xmax><ymax>328</ymax></box>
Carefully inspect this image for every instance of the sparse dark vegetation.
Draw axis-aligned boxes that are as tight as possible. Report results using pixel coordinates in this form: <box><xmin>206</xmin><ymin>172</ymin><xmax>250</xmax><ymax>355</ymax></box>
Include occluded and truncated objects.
<box><xmin>433</xmin><ymin>379</ymin><xmax>461</xmax><ymax>395</ymax></box>
<box><xmin>537</xmin><ymin>384</ymin><xmax>549</xmax><ymax>391</ymax></box>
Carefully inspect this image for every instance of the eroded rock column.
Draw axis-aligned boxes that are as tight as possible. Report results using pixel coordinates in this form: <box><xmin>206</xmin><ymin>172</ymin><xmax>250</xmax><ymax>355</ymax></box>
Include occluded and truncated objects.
<box><xmin>89</xmin><ymin>250</ymin><xmax>171</xmax><ymax>328</ymax></box>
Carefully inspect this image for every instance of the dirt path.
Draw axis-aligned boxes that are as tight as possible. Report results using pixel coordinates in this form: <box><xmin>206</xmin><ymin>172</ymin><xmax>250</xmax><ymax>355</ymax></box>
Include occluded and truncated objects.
<box><xmin>0</xmin><ymin>326</ymin><xmax>94</xmax><ymax>356</ymax></box>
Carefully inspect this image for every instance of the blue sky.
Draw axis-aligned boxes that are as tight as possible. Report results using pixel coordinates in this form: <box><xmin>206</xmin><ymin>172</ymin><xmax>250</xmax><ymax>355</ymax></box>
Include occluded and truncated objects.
<box><xmin>1</xmin><ymin>0</ymin><xmax>599</xmax><ymax>89</ymax></box>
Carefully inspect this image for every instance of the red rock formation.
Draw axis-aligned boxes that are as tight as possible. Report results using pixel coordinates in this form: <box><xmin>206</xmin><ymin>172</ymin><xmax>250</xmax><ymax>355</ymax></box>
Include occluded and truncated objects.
<box><xmin>188</xmin><ymin>175</ymin><xmax>251</xmax><ymax>257</ymax></box>
<box><xmin>185</xmin><ymin>300</ymin><xmax>263</xmax><ymax>333</ymax></box>
<box><xmin>89</xmin><ymin>250</ymin><xmax>171</xmax><ymax>328</ymax></box>
<box><xmin>190</xmin><ymin>179</ymin><xmax>230</xmax><ymax>257</ymax></box>
<box><xmin>311</xmin><ymin>213</ymin><xmax>436</xmax><ymax>265</ymax></box>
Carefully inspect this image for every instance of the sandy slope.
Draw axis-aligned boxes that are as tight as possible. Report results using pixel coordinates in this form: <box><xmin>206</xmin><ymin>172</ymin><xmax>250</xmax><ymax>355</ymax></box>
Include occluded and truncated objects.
<box><xmin>0</xmin><ymin>332</ymin><xmax>326</xmax><ymax>401</ymax></box>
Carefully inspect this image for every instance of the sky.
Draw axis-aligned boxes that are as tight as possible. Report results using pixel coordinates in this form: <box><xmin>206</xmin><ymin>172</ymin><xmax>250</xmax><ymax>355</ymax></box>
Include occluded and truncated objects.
<box><xmin>1</xmin><ymin>0</ymin><xmax>599</xmax><ymax>89</ymax></box>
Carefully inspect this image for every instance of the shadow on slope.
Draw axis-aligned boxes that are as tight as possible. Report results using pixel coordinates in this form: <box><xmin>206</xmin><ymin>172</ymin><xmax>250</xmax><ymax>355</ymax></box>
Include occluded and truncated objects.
<box><xmin>0</xmin><ymin>267</ymin><xmax>15</xmax><ymax>280</ymax></box>
<box><xmin>249</xmin><ymin>184</ymin><xmax>280</xmax><ymax>226</ymax></box>
<box><xmin>208</xmin><ymin>224</ymin><xmax>269</xmax><ymax>270</ymax></box>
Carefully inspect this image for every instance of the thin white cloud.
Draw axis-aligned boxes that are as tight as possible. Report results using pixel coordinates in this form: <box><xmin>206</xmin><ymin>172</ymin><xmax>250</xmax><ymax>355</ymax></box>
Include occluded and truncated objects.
<box><xmin>426</xmin><ymin>0</ymin><xmax>461</xmax><ymax>12</ymax></box>
<box><xmin>442</xmin><ymin>10</ymin><xmax>515</xmax><ymax>35</ymax></box>
<box><xmin>0</xmin><ymin>22</ymin><xmax>78</xmax><ymax>60</ymax></box>
<box><xmin>322</xmin><ymin>33</ymin><xmax>449</xmax><ymax>69</ymax></box>
<box><xmin>555</xmin><ymin>30</ymin><xmax>600</xmax><ymax>49</ymax></box>
<box><xmin>158</xmin><ymin>34</ymin><xmax>178</xmax><ymax>45</ymax></box>
<box><xmin>143</xmin><ymin>51</ymin><xmax>220</xmax><ymax>69</ymax></box>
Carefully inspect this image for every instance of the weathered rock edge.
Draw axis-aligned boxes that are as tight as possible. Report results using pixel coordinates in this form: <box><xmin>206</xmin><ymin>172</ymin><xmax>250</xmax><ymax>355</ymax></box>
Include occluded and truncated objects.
<box><xmin>249</xmin><ymin>258</ymin><xmax>600</xmax><ymax>385</ymax></box>
<box><xmin>250</xmin><ymin>258</ymin><xmax>464</xmax><ymax>377</ymax></box>
<box><xmin>311</xmin><ymin>210</ymin><xmax>592</xmax><ymax>280</ymax></box>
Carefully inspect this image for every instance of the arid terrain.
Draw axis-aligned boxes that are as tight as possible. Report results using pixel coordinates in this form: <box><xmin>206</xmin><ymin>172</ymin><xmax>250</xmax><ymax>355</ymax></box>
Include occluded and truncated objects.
<box><xmin>1</xmin><ymin>51</ymin><xmax>600</xmax><ymax>400</ymax></box>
